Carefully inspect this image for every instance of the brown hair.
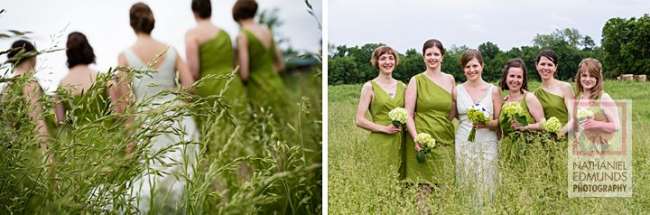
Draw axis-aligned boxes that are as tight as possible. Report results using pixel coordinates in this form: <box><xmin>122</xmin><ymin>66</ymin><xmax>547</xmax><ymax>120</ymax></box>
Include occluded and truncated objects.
<box><xmin>499</xmin><ymin>58</ymin><xmax>528</xmax><ymax>92</ymax></box>
<box><xmin>575</xmin><ymin>58</ymin><xmax>604</xmax><ymax>100</ymax></box>
<box><xmin>129</xmin><ymin>2</ymin><xmax>155</xmax><ymax>34</ymax></box>
<box><xmin>422</xmin><ymin>39</ymin><xmax>445</xmax><ymax>56</ymax></box>
<box><xmin>460</xmin><ymin>49</ymin><xmax>483</xmax><ymax>67</ymax></box>
<box><xmin>192</xmin><ymin>0</ymin><xmax>212</xmax><ymax>18</ymax></box>
<box><xmin>66</xmin><ymin>32</ymin><xmax>96</xmax><ymax>68</ymax></box>
<box><xmin>6</xmin><ymin>39</ymin><xmax>37</xmax><ymax>65</ymax></box>
<box><xmin>232</xmin><ymin>0</ymin><xmax>258</xmax><ymax>22</ymax></box>
<box><xmin>536</xmin><ymin>49</ymin><xmax>558</xmax><ymax>65</ymax></box>
<box><xmin>370</xmin><ymin>46</ymin><xmax>399</xmax><ymax>70</ymax></box>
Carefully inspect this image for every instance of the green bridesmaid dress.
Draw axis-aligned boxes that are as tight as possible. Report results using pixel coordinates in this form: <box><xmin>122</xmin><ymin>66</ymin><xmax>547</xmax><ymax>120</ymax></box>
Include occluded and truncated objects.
<box><xmin>577</xmin><ymin>93</ymin><xmax>616</xmax><ymax>150</ymax></box>
<box><xmin>0</xmin><ymin>73</ymin><xmax>52</xmax><ymax>208</ymax></box>
<box><xmin>533</xmin><ymin>88</ymin><xmax>568</xmax><ymax>187</ymax></box>
<box><xmin>194</xmin><ymin>30</ymin><xmax>247</xmax><ymax>130</ymax></box>
<box><xmin>242</xmin><ymin>30</ymin><xmax>290</xmax><ymax>120</ymax></box>
<box><xmin>499</xmin><ymin>94</ymin><xmax>535</xmax><ymax>136</ymax></box>
<box><xmin>404</xmin><ymin>73</ymin><xmax>455</xmax><ymax>186</ymax></box>
<box><xmin>534</xmin><ymin>88</ymin><xmax>568</xmax><ymax>124</ymax></box>
<box><xmin>498</xmin><ymin>94</ymin><xmax>535</xmax><ymax>166</ymax></box>
<box><xmin>367</xmin><ymin>80</ymin><xmax>405</xmax><ymax>175</ymax></box>
<box><xmin>56</xmin><ymin>73</ymin><xmax>113</xmax><ymax>127</ymax></box>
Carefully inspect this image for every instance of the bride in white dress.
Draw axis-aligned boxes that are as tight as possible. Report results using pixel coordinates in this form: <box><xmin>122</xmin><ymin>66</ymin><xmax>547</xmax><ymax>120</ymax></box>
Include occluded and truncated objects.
<box><xmin>453</xmin><ymin>49</ymin><xmax>502</xmax><ymax>207</ymax></box>
<box><xmin>114</xmin><ymin>2</ymin><xmax>199</xmax><ymax>212</ymax></box>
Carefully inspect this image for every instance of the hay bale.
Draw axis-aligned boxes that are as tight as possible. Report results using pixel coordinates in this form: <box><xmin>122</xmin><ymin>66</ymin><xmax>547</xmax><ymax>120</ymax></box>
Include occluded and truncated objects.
<box><xmin>622</xmin><ymin>74</ymin><xmax>634</xmax><ymax>81</ymax></box>
<box><xmin>635</xmin><ymin>75</ymin><xmax>647</xmax><ymax>82</ymax></box>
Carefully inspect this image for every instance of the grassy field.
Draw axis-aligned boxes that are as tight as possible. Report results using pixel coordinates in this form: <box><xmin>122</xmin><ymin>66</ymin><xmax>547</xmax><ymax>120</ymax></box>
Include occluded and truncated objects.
<box><xmin>0</xmin><ymin>69</ymin><xmax>322</xmax><ymax>214</ymax></box>
<box><xmin>328</xmin><ymin>81</ymin><xmax>650</xmax><ymax>214</ymax></box>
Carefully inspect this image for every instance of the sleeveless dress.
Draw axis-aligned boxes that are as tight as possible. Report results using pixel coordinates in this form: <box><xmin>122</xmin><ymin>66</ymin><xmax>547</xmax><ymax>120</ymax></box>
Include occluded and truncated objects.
<box><xmin>404</xmin><ymin>73</ymin><xmax>455</xmax><ymax>186</ymax></box>
<box><xmin>123</xmin><ymin>47</ymin><xmax>200</xmax><ymax>212</ymax></box>
<box><xmin>242</xmin><ymin>30</ymin><xmax>290</xmax><ymax>121</ymax></box>
<box><xmin>55</xmin><ymin>72</ymin><xmax>114</xmax><ymax>127</ymax></box>
<box><xmin>194</xmin><ymin>30</ymin><xmax>248</xmax><ymax>129</ymax></box>
<box><xmin>0</xmin><ymin>73</ymin><xmax>54</xmax><ymax>210</ymax></box>
<box><xmin>194</xmin><ymin>31</ymin><xmax>248</xmax><ymax>156</ymax></box>
<box><xmin>576</xmin><ymin>93</ymin><xmax>616</xmax><ymax>152</ymax></box>
<box><xmin>534</xmin><ymin>88</ymin><xmax>568</xmax><ymax>125</ymax></box>
<box><xmin>455</xmin><ymin>83</ymin><xmax>498</xmax><ymax>205</ymax></box>
<box><xmin>366</xmin><ymin>80</ymin><xmax>405</xmax><ymax>177</ymax></box>
<box><xmin>498</xmin><ymin>93</ymin><xmax>535</xmax><ymax>167</ymax></box>
<box><xmin>533</xmin><ymin>87</ymin><xmax>568</xmax><ymax>173</ymax></box>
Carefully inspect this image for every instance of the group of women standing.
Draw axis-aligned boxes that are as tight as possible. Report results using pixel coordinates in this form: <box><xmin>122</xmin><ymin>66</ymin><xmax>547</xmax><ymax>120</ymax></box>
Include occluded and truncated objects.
<box><xmin>355</xmin><ymin>40</ymin><xmax>620</xmax><ymax>209</ymax></box>
<box><xmin>2</xmin><ymin>0</ymin><xmax>288</xmax><ymax>212</ymax></box>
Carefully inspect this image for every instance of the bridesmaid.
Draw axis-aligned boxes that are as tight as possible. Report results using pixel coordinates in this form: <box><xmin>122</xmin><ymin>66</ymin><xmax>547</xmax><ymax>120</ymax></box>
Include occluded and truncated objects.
<box><xmin>185</xmin><ymin>0</ymin><xmax>247</xmax><ymax>132</ymax></box>
<box><xmin>574</xmin><ymin>58</ymin><xmax>619</xmax><ymax>151</ymax></box>
<box><xmin>454</xmin><ymin>49</ymin><xmax>502</xmax><ymax>206</ymax></box>
<box><xmin>404</xmin><ymin>39</ymin><xmax>455</xmax><ymax>191</ymax></box>
<box><xmin>55</xmin><ymin>32</ymin><xmax>113</xmax><ymax>126</ymax></box>
<box><xmin>533</xmin><ymin>49</ymin><xmax>574</xmax><ymax>136</ymax></box>
<box><xmin>233</xmin><ymin>0</ymin><xmax>290</xmax><ymax>121</ymax></box>
<box><xmin>354</xmin><ymin>46</ymin><xmax>404</xmax><ymax>180</ymax></box>
<box><xmin>2</xmin><ymin>40</ymin><xmax>51</xmax><ymax>161</ymax></box>
<box><xmin>497</xmin><ymin>58</ymin><xmax>545</xmax><ymax>164</ymax></box>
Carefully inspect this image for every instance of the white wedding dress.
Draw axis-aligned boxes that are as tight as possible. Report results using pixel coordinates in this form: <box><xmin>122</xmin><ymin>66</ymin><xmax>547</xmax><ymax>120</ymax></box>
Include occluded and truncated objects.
<box><xmin>455</xmin><ymin>83</ymin><xmax>498</xmax><ymax>206</ymax></box>
<box><xmin>124</xmin><ymin>47</ymin><xmax>200</xmax><ymax>213</ymax></box>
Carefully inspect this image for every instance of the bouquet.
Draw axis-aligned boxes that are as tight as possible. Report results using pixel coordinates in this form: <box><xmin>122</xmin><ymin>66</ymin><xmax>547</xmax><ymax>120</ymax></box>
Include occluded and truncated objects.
<box><xmin>577</xmin><ymin>108</ymin><xmax>594</xmax><ymax>123</ymax></box>
<box><xmin>543</xmin><ymin>116</ymin><xmax>562</xmax><ymax>134</ymax></box>
<box><xmin>500</xmin><ymin>102</ymin><xmax>529</xmax><ymax>132</ymax></box>
<box><xmin>415</xmin><ymin>133</ymin><xmax>436</xmax><ymax>163</ymax></box>
<box><xmin>388</xmin><ymin>107</ymin><xmax>408</xmax><ymax>128</ymax></box>
<box><xmin>467</xmin><ymin>103</ymin><xmax>490</xmax><ymax>142</ymax></box>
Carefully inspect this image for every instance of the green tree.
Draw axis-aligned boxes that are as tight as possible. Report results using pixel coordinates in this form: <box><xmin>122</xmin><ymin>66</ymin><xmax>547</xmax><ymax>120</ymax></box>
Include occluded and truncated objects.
<box><xmin>602</xmin><ymin>14</ymin><xmax>650</xmax><ymax>76</ymax></box>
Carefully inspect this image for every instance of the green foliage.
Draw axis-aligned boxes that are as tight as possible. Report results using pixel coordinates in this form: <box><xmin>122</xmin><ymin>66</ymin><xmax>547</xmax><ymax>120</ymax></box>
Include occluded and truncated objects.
<box><xmin>0</xmin><ymin>66</ymin><xmax>322</xmax><ymax>213</ymax></box>
<box><xmin>329</xmin><ymin>27</ymin><xmax>618</xmax><ymax>85</ymax></box>
<box><xmin>602</xmin><ymin>14</ymin><xmax>650</xmax><ymax>77</ymax></box>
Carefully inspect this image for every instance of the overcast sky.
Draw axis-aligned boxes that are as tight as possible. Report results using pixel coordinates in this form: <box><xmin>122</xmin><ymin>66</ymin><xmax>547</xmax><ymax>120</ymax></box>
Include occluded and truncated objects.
<box><xmin>329</xmin><ymin>0</ymin><xmax>649</xmax><ymax>53</ymax></box>
<box><xmin>1</xmin><ymin>0</ymin><xmax>321</xmax><ymax>92</ymax></box>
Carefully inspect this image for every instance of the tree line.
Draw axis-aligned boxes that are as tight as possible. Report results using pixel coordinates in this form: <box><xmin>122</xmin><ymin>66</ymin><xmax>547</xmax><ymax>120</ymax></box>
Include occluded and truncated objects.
<box><xmin>328</xmin><ymin>14</ymin><xmax>650</xmax><ymax>85</ymax></box>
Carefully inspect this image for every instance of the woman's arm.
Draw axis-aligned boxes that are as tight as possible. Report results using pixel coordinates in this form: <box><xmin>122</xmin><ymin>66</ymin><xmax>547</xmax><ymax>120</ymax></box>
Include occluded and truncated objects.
<box><xmin>522</xmin><ymin>92</ymin><xmax>546</xmax><ymax>130</ymax></box>
<box><xmin>184</xmin><ymin>31</ymin><xmax>200</xmax><ymax>81</ymax></box>
<box><xmin>584</xmin><ymin>93</ymin><xmax>619</xmax><ymax>133</ymax></box>
<box><xmin>355</xmin><ymin>82</ymin><xmax>399</xmax><ymax>134</ymax></box>
<box><xmin>561</xmin><ymin>82</ymin><xmax>576</xmax><ymax>135</ymax></box>
<box><xmin>447</xmin><ymin>74</ymin><xmax>457</xmax><ymax>120</ymax></box>
<box><xmin>113</xmin><ymin>53</ymin><xmax>136</xmax><ymax>154</ymax></box>
<box><xmin>54</xmin><ymin>95</ymin><xmax>65</xmax><ymax>124</ymax></box>
<box><xmin>236</xmin><ymin>34</ymin><xmax>250</xmax><ymax>81</ymax></box>
<box><xmin>405</xmin><ymin>77</ymin><xmax>418</xmax><ymax>140</ymax></box>
<box><xmin>112</xmin><ymin>53</ymin><xmax>132</xmax><ymax>114</ymax></box>
<box><xmin>488</xmin><ymin>85</ymin><xmax>503</xmax><ymax>131</ymax></box>
<box><xmin>175</xmin><ymin>51</ymin><xmax>195</xmax><ymax>90</ymax></box>
<box><xmin>22</xmin><ymin>81</ymin><xmax>50</xmax><ymax>159</ymax></box>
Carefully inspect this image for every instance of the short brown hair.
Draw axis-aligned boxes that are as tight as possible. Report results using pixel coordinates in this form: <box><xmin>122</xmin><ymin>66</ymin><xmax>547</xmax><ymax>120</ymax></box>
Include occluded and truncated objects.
<box><xmin>6</xmin><ymin>40</ymin><xmax>37</xmax><ymax>65</ymax></box>
<box><xmin>460</xmin><ymin>49</ymin><xmax>483</xmax><ymax>67</ymax></box>
<box><xmin>192</xmin><ymin>0</ymin><xmax>212</xmax><ymax>19</ymax></box>
<box><xmin>370</xmin><ymin>46</ymin><xmax>399</xmax><ymax>70</ymax></box>
<box><xmin>129</xmin><ymin>2</ymin><xmax>155</xmax><ymax>34</ymax></box>
<box><xmin>66</xmin><ymin>32</ymin><xmax>96</xmax><ymax>69</ymax></box>
<box><xmin>575</xmin><ymin>58</ymin><xmax>604</xmax><ymax>100</ymax></box>
<box><xmin>422</xmin><ymin>39</ymin><xmax>445</xmax><ymax>56</ymax></box>
<box><xmin>536</xmin><ymin>49</ymin><xmax>558</xmax><ymax>65</ymax></box>
<box><xmin>499</xmin><ymin>58</ymin><xmax>528</xmax><ymax>92</ymax></box>
<box><xmin>232</xmin><ymin>0</ymin><xmax>257</xmax><ymax>22</ymax></box>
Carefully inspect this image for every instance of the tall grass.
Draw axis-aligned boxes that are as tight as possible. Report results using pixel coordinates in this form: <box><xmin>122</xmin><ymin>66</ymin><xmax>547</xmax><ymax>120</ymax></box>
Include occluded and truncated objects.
<box><xmin>328</xmin><ymin>81</ymin><xmax>650</xmax><ymax>214</ymax></box>
<box><xmin>0</xmin><ymin>64</ymin><xmax>321</xmax><ymax>213</ymax></box>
